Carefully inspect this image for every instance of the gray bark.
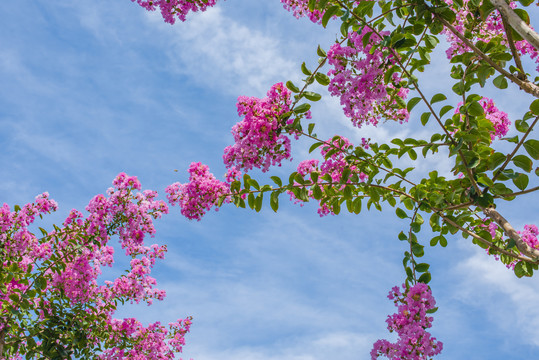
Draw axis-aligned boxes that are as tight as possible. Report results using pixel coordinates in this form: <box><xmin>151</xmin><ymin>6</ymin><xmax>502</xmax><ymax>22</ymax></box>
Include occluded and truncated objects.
<box><xmin>491</xmin><ymin>0</ymin><xmax>539</xmax><ymax>51</ymax></box>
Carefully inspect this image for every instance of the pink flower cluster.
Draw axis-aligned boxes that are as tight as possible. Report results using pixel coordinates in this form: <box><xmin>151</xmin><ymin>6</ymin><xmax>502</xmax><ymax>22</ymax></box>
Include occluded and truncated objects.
<box><xmin>441</xmin><ymin>0</ymin><xmax>539</xmax><ymax>70</ymax></box>
<box><xmin>1</xmin><ymin>173</ymin><xmax>192</xmax><ymax>358</ymax></box>
<box><xmin>371</xmin><ymin>283</ymin><xmax>443</xmax><ymax>360</ymax></box>
<box><xmin>131</xmin><ymin>0</ymin><xmax>217</xmax><ymax>24</ymax></box>
<box><xmin>223</xmin><ymin>82</ymin><xmax>296</xmax><ymax>172</ymax></box>
<box><xmin>480</xmin><ymin>98</ymin><xmax>510</xmax><ymax>139</ymax></box>
<box><xmin>280</xmin><ymin>0</ymin><xmax>368</xmax><ymax>24</ymax></box>
<box><xmin>290</xmin><ymin>136</ymin><xmax>368</xmax><ymax>216</ymax></box>
<box><xmin>99</xmin><ymin>317</ymin><xmax>192</xmax><ymax>359</ymax></box>
<box><xmin>280</xmin><ymin>0</ymin><xmax>324</xmax><ymax>23</ymax></box>
<box><xmin>327</xmin><ymin>27</ymin><xmax>409</xmax><ymax>128</ymax></box>
<box><xmin>166</xmin><ymin>162</ymin><xmax>240</xmax><ymax>221</ymax></box>
<box><xmin>521</xmin><ymin>224</ymin><xmax>539</xmax><ymax>249</ymax></box>
<box><xmin>456</xmin><ymin>97</ymin><xmax>510</xmax><ymax>140</ymax></box>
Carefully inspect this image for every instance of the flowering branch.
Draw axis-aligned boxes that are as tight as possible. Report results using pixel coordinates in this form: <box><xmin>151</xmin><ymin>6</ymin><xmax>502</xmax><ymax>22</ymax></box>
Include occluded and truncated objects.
<box><xmin>483</xmin><ymin>207</ymin><xmax>539</xmax><ymax>260</ymax></box>
<box><xmin>433</xmin><ymin>12</ymin><xmax>539</xmax><ymax>98</ymax></box>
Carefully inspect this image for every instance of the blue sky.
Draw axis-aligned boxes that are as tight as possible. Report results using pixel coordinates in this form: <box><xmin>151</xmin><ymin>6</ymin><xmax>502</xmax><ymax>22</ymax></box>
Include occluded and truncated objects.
<box><xmin>1</xmin><ymin>1</ymin><xmax>539</xmax><ymax>359</ymax></box>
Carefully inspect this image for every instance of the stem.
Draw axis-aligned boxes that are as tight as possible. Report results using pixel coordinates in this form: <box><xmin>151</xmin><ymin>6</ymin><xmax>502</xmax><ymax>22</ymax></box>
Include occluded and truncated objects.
<box><xmin>433</xmin><ymin>13</ymin><xmax>539</xmax><ymax>98</ymax></box>
<box><xmin>408</xmin><ymin>206</ymin><xmax>420</xmax><ymax>283</ymax></box>
<box><xmin>297</xmin><ymin>131</ymin><xmax>418</xmax><ymax>187</ymax></box>
<box><xmin>501</xmin><ymin>14</ymin><xmax>526</xmax><ymax>79</ymax></box>
<box><xmin>499</xmin><ymin>186</ymin><xmax>539</xmax><ymax>198</ymax></box>
<box><xmin>0</xmin><ymin>327</ymin><xmax>5</xmax><ymax>360</ymax></box>
<box><xmin>492</xmin><ymin>115</ymin><xmax>539</xmax><ymax>182</ymax></box>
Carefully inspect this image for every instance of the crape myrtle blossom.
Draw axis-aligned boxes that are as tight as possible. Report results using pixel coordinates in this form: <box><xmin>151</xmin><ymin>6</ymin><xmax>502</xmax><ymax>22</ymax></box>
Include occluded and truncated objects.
<box><xmin>455</xmin><ymin>97</ymin><xmax>510</xmax><ymax>140</ymax></box>
<box><xmin>131</xmin><ymin>0</ymin><xmax>217</xmax><ymax>24</ymax></box>
<box><xmin>327</xmin><ymin>27</ymin><xmax>410</xmax><ymax>128</ymax></box>
<box><xmin>166</xmin><ymin>162</ymin><xmax>241</xmax><ymax>221</ymax></box>
<box><xmin>1</xmin><ymin>173</ymin><xmax>192</xmax><ymax>359</ymax></box>
<box><xmin>289</xmin><ymin>136</ymin><xmax>368</xmax><ymax>216</ymax></box>
<box><xmin>441</xmin><ymin>0</ymin><xmax>539</xmax><ymax>70</ymax></box>
<box><xmin>280</xmin><ymin>0</ymin><xmax>370</xmax><ymax>24</ymax></box>
<box><xmin>223</xmin><ymin>82</ymin><xmax>307</xmax><ymax>172</ymax></box>
<box><xmin>371</xmin><ymin>283</ymin><xmax>443</xmax><ymax>360</ymax></box>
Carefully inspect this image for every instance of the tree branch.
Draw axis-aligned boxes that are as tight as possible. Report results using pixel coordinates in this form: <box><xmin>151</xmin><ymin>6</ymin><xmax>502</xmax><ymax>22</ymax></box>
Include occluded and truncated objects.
<box><xmin>433</xmin><ymin>13</ymin><xmax>539</xmax><ymax>98</ymax></box>
<box><xmin>483</xmin><ymin>207</ymin><xmax>539</xmax><ymax>260</ymax></box>
<box><xmin>491</xmin><ymin>0</ymin><xmax>539</xmax><ymax>51</ymax></box>
<box><xmin>501</xmin><ymin>14</ymin><xmax>526</xmax><ymax>79</ymax></box>
<box><xmin>492</xmin><ymin>115</ymin><xmax>539</xmax><ymax>182</ymax></box>
<box><xmin>439</xmin><ymin>212</ymin><xmax>538</xmax><ymax>264</ymax></box>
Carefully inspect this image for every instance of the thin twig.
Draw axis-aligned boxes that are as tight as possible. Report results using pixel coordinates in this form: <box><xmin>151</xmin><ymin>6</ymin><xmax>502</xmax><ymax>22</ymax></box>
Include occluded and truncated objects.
<box><xmin>492</xmin><ymin>115</ymin><xmax>539</xmax><ymax>182</ymax></box>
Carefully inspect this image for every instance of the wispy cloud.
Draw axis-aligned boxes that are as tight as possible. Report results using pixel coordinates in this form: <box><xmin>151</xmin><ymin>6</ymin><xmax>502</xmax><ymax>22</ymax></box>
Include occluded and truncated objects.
<box><xmin>144</xmin><ymin>7</ymin><xmax>296</xmax><ymax>96</ymax></box>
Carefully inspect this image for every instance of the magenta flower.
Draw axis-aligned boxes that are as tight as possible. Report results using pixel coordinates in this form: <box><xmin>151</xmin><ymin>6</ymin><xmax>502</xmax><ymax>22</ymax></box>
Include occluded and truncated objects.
<box><xmin>371</xmin><ymin>283</ymin><xmax>443</xmax><ymax>360</ymax></box>
<box><xmin>223</xmin><ymin>82</ymin><xmax>295</xmax><ymax>172</ymax></box>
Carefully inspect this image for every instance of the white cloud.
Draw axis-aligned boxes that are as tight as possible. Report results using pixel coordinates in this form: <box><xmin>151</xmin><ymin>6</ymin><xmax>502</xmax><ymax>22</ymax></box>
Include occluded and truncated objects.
<box><xmin>455</xmin><ymin>242</ymin><xmax>539</xmax><ymax>347</ymax></box>
<box><xmin>145</xmin><ymin>7</ymin><xmax>296</xmax><ymax>96</ymax></box>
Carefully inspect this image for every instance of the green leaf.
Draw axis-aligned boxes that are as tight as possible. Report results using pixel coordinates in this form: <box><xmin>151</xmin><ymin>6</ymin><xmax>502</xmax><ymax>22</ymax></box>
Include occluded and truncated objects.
<box><xmin>270</xmin><ymin>176</ymin><xmax>282</xmax><ymax>187</ymax></box>
<box><xmin>467</xmin><ymin>101</ymin><xmax>484</xmax><ymax>116</ymax></box>
<box><xmin>317</xmin><ymin>45</ymin><xmax>326</xmax><ymax>57</ymax></box>
<box><xmin>512</xmin><ymin>155</ymin><xmax>533</xmax><ymax>172</ymax></box>
<box><xmin>301</xmin><ymin>62</ymin><xmax>311</xmax><ymax>76</ymax></box>
<box><xmin>343</xmin><ymin>185</ymin><xmax>353</xmax><ymax>200</ymax></box>
<box><xmin>304</xmin><ymin>91</ymin><xmax>322</xmax><ymax>101</ymax></box>
<box><xmin>418</xmin><ymin>272</ymin><xmax>432</xmax><ymax>283</ymax></box>
<box><xmin>439</xmin><ymin>236</ymin><xmax>448</xmax><ymax>247</ymax></box>
<box><xmin>332</xmin><ymin>200</ymin><xmax>341</xmax><ymax>215</ymax></box>
<box><xmin>396</xmin><ymin>208</ymin><xmax>408</xmax><ymax>219</ymax></box>
<box><xmin>421</xmin><ymin>112</ymin><xmax>431</xmax><ymax>126</ymax></box>
<box><xmin>524</xmin><ymin>139</ymin><xmax>539</xmax><ymax>160</ymax></box>
<box><xmin>309</xmin><ymin>142</ymin><xmax>324</xmax><ymax>153</ymax></box>
<box><xmin>355</xmin><ymin>0</ymin><xmax>375</xmax><ymax>17</ymax></box>
<box><xmin>412</xmin><ymin>243</ymin><xmax>425</xmax><ymax>257</ymax></box>
<box><xmin>270</xmin><ymin>192</ymin><xmax>279</xmax><ymax>212</ymax></box>
<box><xmin>407</xmin><ymin>97</ymin><xmax>421</xmax><ymax>112</ymax></box>
<box><xmin>294</xmin><ymin>103</ymin><xmax>311</xmax><ymax>114</ymax></box>
<box><xmin>312</xmin><ymin>185</ymin><xmax>323</xmax><ymax>200</ymax></box>
<box><xmin>425</xmin><ymin>34</ymin><xmax>439</xmax><ymax>49</ymax></box>
<box><xmin>518</xmin><ymin>0</ymin><xmax>534</xmax><ymax>6</ymax></box>
<box><xmin>530</xmin><ymin>99</ymin><xmax>539</xmax><ymax>115</ymax></box>
<box><xmin>513</xmin><ymin>8</ymin><xmax>530</xmax><ymax>24</ymax></box>
<box><xmin>439</xmin><ymin>105</ymin><xmax>454</xmax><ymax>117</ymax></box>
<box><xmin>353</xmin><ymin>197</ymin><xmax>362</xmax><ymax>214</ymax></box>
<box><xmin>430</xmin><ymin>93</ymin><xmax>447</xmax><ymax>104</ymax></box>
<box><xmin>35</xmin><ymin>277</ymin><xmax>47</xmax><ymax>290</ymax></box>
<box><xmin>315</xmin><ymin>72</ymin><xmax>330</xmax><ymax>86</ymax></box>
<box><xmin>416</xmin><ymin>263</ymin><xmax>430</xmax><ymax>272</ymax></box>
<box><xmin>515</xmin><ymin>120</ymin><xmax>529</xmax><ymax>133</ymax></box>
<box><xmin>467</xmin><ymin>157</ymin><xmax>480</xmax><ymax>169</ymax></box>
<box><xmin>248</xmin><ymin>193</ymin><xmax>255</xmax><ymax>209</ymax></box>
<box><xmin>286</xmin><ymin>81</ymin><xmax>300</xmax><ymax>93</ymax></box>
<box><xmin>513</xmin><ymin>173</ymin><xmax>529</xmax><ymax>190</ymax></box>
<box><xmin>493</xmin><ymin>75</ymin><xmax>508</xmax><ymax>89</ymax></box>
<box><xmin>489</xmin><ymin>152</ymin><xmax>507</xmax><ymax>170</ymax></box>
<box><xmin>255</xmin><ymin>194</ymin><xmax>263</xmax><ymax>212</ymax></box>
<box><xmin>321</xmin><ymin>5</ymin><xmax>339</xmax><ymax>28</ymax></box>
<box><xmin>514</xmin><ymin>261</ymin><xmax>532</xmax><ymax>278</ymax></box>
